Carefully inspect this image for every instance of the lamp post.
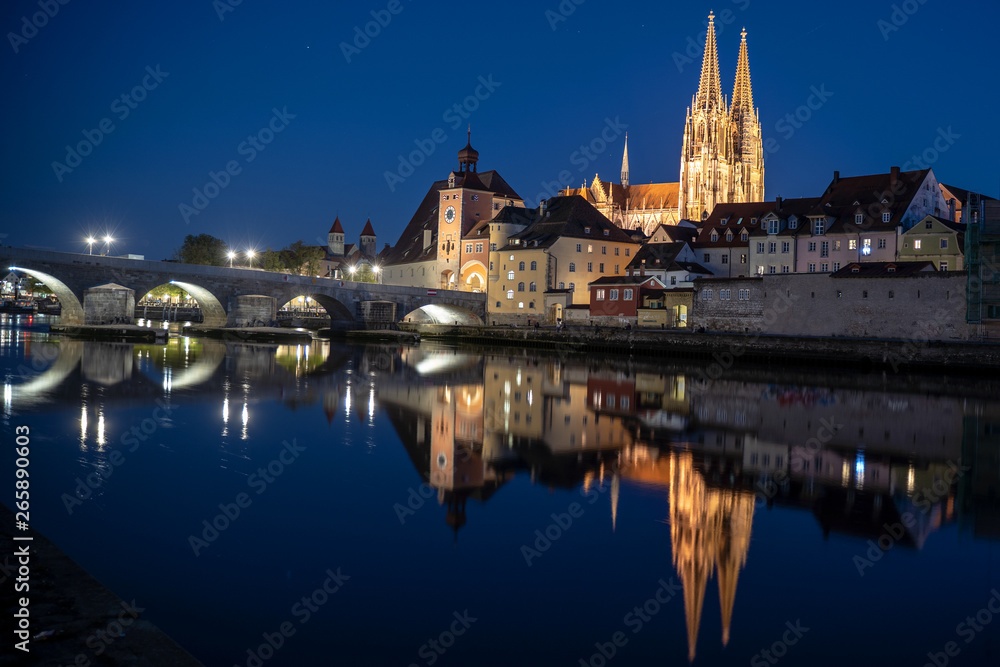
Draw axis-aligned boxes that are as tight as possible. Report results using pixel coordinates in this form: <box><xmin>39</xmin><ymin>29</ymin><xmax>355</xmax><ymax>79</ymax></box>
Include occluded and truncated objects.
<box><xmin>373</xmin><ymin>265</ymin><xmax>381</xmax><ymax>284</ymax></box>
<box><xmin>86</xmin><ymin>237</ymin><xmax>95</xmax><ymax>255</ymax></box>
<box><xmin>348</xmin><ymin>265</ymin><xmax>356</xmax><ymax>281</ymax></box>
<box><xmin>245</xmin><ymin>250</ymin><xmax>256</xmax><ymax>268</ymax></box>
<box><xmin>227</xmin><ymin>250</ymin><xmax>237</xmax><ymax>268</ymax></box>
<box><xmin>103</xmin><ymin>235</ymin><xmax>114</xmax><ymax>256</ymax></box>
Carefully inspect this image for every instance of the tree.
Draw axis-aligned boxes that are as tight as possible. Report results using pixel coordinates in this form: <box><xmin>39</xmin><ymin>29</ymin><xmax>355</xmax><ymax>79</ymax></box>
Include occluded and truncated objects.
<box><xmin>262</xmin><ymin>249</ymin><xmax>287</xmax><ymax>273</ymax></box>
<box><xmin>175</xmin><ymin>234</ymin><xmax>228</xmax><ymax>266</ymax></box>
<box><xmin>353</xmin><ymin>264</ymin><xmax>377</xmax><ymax>284</ymax></box>
<box><xmin>282</xmin><ymin>240</ymin><xmax>325</xmax><ymax>276</ymax></box>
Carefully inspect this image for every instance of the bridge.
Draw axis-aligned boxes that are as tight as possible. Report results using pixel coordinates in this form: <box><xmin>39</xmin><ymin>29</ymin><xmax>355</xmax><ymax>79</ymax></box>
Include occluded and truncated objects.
<box><xmin>0</xmin><ymin>247</ymin><xmax>486</xmax><ymax>327</ymax></box>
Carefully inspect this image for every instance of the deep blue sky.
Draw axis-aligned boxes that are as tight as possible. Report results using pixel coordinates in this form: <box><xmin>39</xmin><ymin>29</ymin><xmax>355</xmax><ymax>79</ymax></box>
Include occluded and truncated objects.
<box><xmin>2</xmin><ymin>0</ymin><xmax>997</xmax><ymax>259</ymax></box>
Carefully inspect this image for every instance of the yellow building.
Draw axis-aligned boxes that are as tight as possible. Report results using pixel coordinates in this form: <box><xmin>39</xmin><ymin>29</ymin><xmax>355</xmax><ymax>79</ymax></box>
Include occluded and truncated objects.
<box><xmin>487</xmin><ymin>195</ymin><xmax>641</xmax><ymax>325</ymax></box>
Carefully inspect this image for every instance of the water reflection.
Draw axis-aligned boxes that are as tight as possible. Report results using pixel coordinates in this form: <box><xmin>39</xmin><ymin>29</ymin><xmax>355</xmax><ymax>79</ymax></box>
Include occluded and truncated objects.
<box><xmin>1</xmin><ymin>332</ymin><xmax>998</xmax><ymax>663</ymax></box>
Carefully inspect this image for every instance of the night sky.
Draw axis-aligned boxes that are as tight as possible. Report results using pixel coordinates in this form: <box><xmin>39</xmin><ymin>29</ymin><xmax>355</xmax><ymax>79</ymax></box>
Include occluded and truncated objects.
<box><xmin>2</xmin><ymin>0</ymin><xmax>997</xmax><ymax>259</ymax></box>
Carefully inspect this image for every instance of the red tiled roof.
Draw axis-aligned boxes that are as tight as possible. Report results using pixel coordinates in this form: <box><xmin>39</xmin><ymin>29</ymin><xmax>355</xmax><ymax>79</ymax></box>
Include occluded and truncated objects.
<box><xmin>360</xmin><ymin>219</ymin><xmax>376</xmax><ymax>237</ymax></box>
<box><xmin>329</xmin><ymin>217</ymin><xmax>344</xmax><ymax>234</ymax></box>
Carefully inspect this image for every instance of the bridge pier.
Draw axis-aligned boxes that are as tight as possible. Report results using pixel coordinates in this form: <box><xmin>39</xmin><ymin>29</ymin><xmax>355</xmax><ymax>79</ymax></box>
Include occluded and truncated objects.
<box><xmin>84</xmin><ymin>284</ymin><xmax>135</xmax><ymax>325</ymax></box>
<box><xmin>227</xmin><ymin>295</ymin><xmax>276</xmax><ymax>327</ymax></box>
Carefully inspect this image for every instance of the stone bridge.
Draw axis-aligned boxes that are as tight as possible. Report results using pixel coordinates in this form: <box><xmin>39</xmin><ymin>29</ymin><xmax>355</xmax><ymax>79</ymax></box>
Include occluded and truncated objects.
<box><xmin>1</xmin><ymin>247</ymin><xmax>486</xmax><ymax>327</ymax></box>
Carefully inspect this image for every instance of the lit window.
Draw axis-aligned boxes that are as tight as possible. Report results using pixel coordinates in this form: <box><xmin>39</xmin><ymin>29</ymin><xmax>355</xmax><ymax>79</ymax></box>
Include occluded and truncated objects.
<box><xmin>588</xmin><ymin>244</ymin><xmax>593</xmax><ymax>253</ymax></box>
<box><xmin>507</xmin><ymin>290</ymin><xmax>514</xmax><ymax>300</ymax></box>
<box><xmin>518</xmin><ymin>301</ymin><xmax>524</xmax><ymax>309</ymax></box>
<box><xmin>508</xmin><ymin>271</ymin><xmax>515</xmax><ymax>280</ymax></box>
<box><xmin>849</xmin><ymin>239</ymin><xmax>857</xmax><ymax>250</ymax></box>
<box><xmin>596</xmin><ymin>289</ymin><xmax>605</xmax><ymax>301</ymax></box>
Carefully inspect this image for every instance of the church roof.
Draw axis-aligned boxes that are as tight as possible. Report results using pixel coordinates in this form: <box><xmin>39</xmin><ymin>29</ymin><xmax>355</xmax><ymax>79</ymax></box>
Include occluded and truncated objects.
<box><xmin>329</xmin><ymin>217</ymin><xmax>344</xmax><ymax>234</ymax></box>
<box><xmin>383</xmin><ymin>170</ymin><xmax>523</xmax><ymax>266</ymax></box>
<box><xmin>360</xmin><ymin>219</ymin><xmax>376</xmax><ymax>237</ymax></box>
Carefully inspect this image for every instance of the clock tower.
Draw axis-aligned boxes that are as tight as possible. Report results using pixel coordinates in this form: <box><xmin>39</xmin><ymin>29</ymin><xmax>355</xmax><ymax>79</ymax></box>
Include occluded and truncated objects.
<box><xmin>437</xmin><ymin>129</ymin><xmax>494</xmax><ymax>289</ymax></box>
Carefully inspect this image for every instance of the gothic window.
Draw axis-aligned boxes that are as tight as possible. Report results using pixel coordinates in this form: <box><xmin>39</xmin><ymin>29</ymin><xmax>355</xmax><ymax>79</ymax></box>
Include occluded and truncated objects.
<box><xmin>518</xmin><ymin>261</ymin><xmax>525</xmax><ymax>271</ymax></box>
<box><xmin>530</xmin><ymin>261</ymin><xmax>537</xmax><ymax>270</ymax></box>
<box><xmin>529</xmin><ymin>282</ymin><xmax>537</xmax><ymax>292</ymax></box>
<box><xmin>517</xmin><ymin>282</ymin><xmax>525</xmax><ymax>292</ymax></box>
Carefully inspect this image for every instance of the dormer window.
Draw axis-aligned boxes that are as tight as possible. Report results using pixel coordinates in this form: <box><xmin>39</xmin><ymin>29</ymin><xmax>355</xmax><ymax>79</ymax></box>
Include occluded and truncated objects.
<box><xmin>721</xmin><ymin>216</ymin><xmax>729</xmax><ymax>225</ymax></box>
<box><xmin>584</xmin><ymin>227</ymin><xmax>591</xmax><ymax>234</ymax></box>
<box><xmin>767</xmin><ymin>219</ymin><xmax>779</xmax><ymax>235</ymax></box>
<box><xmin>725</xmin><ymin>230</ymin><xmax>733</xmax><ymax>241</ymax></box>
<box><xmin>750</xmin><ymin>218</ymin><xmax>758</xmax><ymax>225</ymax></box>
<box><xmin>888</xmin><ymin>266</ymin><xmax>896</xmax><ymax>273</ymax></box>
<box><xmin>855</xmin><ymin>213</ymin><xmax>863</xmax><ymax>224</ymax></box>
<box><xmin>789</xmin><ymin>216</ymin><xmax>798</xmax><ymax>229</ymax></box>
<box><xmin>741</xmin><ymin>231</ymin><xmax>749</xmax><ymax>241</ymax></box>
<box><xmin>851</xmin><ymin>267</ymin><xmax>860</xmax><ymax>273</ymax></box>
<box><xmin>814</xmin><ymin>219</ymin><xmax>825</xmax><ymax>235</ymax></box>
<box><xmin>882</xmin><ymin>212</ymin><xmax>891</xmax><ymax>223</ymax></box>
<box><xmin>711</xmin><ymin>231</ymin><xmax>719</xmax><ymax>242</ymax></box>
<box><xmin>603</xmin><ymin>229</ymin><xmax>609</xmax><ymax>236</ymax></box>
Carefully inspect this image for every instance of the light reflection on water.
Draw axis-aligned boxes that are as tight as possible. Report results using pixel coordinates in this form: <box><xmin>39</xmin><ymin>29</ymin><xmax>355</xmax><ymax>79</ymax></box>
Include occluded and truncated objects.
<box><xmin>0</xmin><ymin>326</ymin><xmax>998</xmax><ymax>667</ymax></box>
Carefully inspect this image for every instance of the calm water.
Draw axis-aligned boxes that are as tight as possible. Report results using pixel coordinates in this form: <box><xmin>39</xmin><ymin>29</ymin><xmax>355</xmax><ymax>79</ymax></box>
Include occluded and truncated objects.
<box><xmin>1</xmin><ymin>315</ymin><xmax>998</xmax><ymax>666</ymax></box>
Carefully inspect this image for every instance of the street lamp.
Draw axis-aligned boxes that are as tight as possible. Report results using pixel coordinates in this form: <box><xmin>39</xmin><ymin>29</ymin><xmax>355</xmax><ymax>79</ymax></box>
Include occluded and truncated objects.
<box><xmin>227</xmin><ymin>250</ymin><xmax>237</xmax><ymax>268</ymax></box>
<box><xmin>373</xmin><ymin>265</ymin><xmax>381</xmax><ymax>284</ymax></box>
<box><xmin>103</xmin><ymin>235</ymin><xmax>114</xmax><ymax>256</ymax></box>
<box><xmin>86</xmin><ymin>237</ymin><xmax>95</xmax><ymax>255</ymax></box>
<box><xmin>245</xmin><ymin>250</ymin><xmax>256</xmax><ymax>268</ymax></box>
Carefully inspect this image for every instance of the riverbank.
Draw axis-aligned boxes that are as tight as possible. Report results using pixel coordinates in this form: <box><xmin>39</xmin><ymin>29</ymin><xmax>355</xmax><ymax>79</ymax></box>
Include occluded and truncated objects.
<box><xmin>51</xmin><ymin>324</ymin><xmax>168</xmax><ymax>343</ymax></box>
<box><xmin>0</xmin><ymin>504</ymin><xmax>203</xmax><ymax>666</ymax></box>
<box><xmin>396</xmin><ymin>324</ymin><xmax>1000</xmax><ymax>373</ymax></box>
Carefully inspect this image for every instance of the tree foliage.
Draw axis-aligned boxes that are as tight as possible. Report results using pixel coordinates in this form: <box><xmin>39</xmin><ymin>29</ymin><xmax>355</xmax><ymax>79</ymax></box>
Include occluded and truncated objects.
<box><xmin>175</xmin><ymin>234</ymin><xmax>228</xmax><ymax>266</ymax></box>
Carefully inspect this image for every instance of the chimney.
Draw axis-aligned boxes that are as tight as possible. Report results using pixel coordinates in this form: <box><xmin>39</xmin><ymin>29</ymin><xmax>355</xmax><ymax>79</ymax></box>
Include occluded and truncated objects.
<box><xmin>890</xmin><ymin>166</ymin><xmax>900</xmax><ymax>186</ymax></box>
<box><xmin>833</xmin><ymin>170</ymin><xmax>840</xmax><ymax>184</ymax></box>
<box><xmin>539</xmin><ymin>199</ymin><xmax>547</xmax><ymax>216</ymax></box>
<box><xmin>775</xmin><ymin>196</ymin><xmax>783</xmax><ymax>211</ymax></box>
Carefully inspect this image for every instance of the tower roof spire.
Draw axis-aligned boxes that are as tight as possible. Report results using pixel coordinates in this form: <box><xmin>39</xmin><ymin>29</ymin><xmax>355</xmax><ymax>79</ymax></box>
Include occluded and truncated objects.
<box><xmin>730</xmin><ymin>27</ymin><xmax>755</xmax><ymax>118</ymax></box>
<box><xmin>695</xmin><ymin>12</ymin><xmax>724</xmax><ymax>111</ymax></box>
<box><xmin>620</xmin><ymin>133</ymin><xmax>630</xmax><ymax>188</ymax></box>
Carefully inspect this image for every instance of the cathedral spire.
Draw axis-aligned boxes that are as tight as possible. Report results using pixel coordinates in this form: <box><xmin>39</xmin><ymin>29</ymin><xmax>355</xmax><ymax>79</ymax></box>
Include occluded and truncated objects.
<box><xmin>620</xmin><ymin>133</ymin><xmax>630</xmax><ymax>188</ymax></box>
<box><xmin>695</xmin><ymin>12</ymin><xmax>724</xmax><ymax>111</ymax></box>
<box><xmin>730</xmin><ymin>28</ymin><xmax>755</xmax><ymax>119</ymax></box>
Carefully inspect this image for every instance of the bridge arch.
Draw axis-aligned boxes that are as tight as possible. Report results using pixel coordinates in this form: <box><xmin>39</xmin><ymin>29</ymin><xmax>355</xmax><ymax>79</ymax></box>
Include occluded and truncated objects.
<box><xmin>167</xmin><ymin>281</ymin><xmax>227</xmax><ymax>327</ymax></box>
<box><xmin>8</xmin><ymin>266</ymin><xmax>84</xmax><ymax>324</ymax></box>
<box><xmin>278</xmin><ymin>293</ymin><xmax>355</xmax><ymax>324</ymax></box>
<box><xmin>402</xmin><ymin>303</ymin><xmax>484</xmax><ymax>326</ymax></box>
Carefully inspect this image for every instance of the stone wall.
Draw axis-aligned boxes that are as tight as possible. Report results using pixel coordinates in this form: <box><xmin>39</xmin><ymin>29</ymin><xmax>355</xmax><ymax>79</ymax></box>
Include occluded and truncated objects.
<box><xmin>83</xmin><ymin>285</ymin><xmax>135</xmax><ymax>324</ymax></box>
<box><xmin>691</xmin><ymin>278</ymin><xmax>765</xmax><ymax>333</ymax></box>
<box><xmin>227</xmin><ymin>295</ymin><xmax>276</xmax><ymax>326</ymax></box>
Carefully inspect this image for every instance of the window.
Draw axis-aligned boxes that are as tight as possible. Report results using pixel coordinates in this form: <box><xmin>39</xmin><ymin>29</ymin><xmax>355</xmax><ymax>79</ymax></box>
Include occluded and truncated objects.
<box><xmin>584</xmin><ymin>227</ymin><xmax>591</xmax><ymax>234</ymax></box>
<box><xmin>506</xmin><ymin>290</ymin><xmax>514</xmax><ymax>300</ymax></box>
<box><xmin>490</xmin><ymin>243</ymin><xmax>497</xmax><ymax>251</ymax></box>
<box><xmin>883</xmin><ymin>212</ymin><xmax>891</xmax><ymax>223</ymax></box>
<box><xmin>741</xmin><ymin>231</ymin><xmax>749</xmax><ymax>242</ymax></box>
<box><xmin>757</xmin><ymin>242</ymin><xmax>765</xmax><ymax>253</ymax></box>
<box><xmin>602</xmin><ymin>246</ymin><xmax>607</xmax><ymax>255</ymax></box>
<box><xmin>614</xmin><ymin>247</ymin><xmax>620</xmax><ymax>256</ymax></box>
<box><xmin>740</xmin><ymin>254</ymin><xmax>747</xmax><ymax>264</ymax></box>
<box><xmin>738</xmin><ymin>288</ymin><xmax>749</xmax><ymax>300</ymax></box>
<box><xmin>722</xmin><ymin>255</ymin><xmax>729</xmax><ymax>264</ymax></box>
<box><xmin>913</xmin><ymin>239</ymin><xmax>922</xmax><ymax>250</ymax></box>
<box><xmin>711</xmin><ymin>231</ymin><xmax>719</xmax><ymax>242</ymax></box>
<box><xmin>625</xmin><ymin>249</ymin><xmax>630</xmax><ymax>256</ymax></box>
<box><xmin>609</xmin><ymin>289</ymin><xmax>619</xmax><ymax>300</ymax></box>
<box><xmin>518</xmin><ymin>301</ymin><xmax>523</xmax><ymax>309</ymax></box>
<box><xmin>569</xmin><ymin>282</ymin><xmax>575</xmax><ymax>292</ymax></box>
<box><xmin>603</xmin><ymin>229</ymin><xmax>609</xmax><ymax>236</ymax></box>
<box><xmin>530</xmin><ymin>261</ymin><xmax>537</xmax><ymax>270</ymax></box>
<box><xmin>517</xmin><ymin>282</ymin><xmax>525</xmax><ymax>292</ymax></box>
<box><xmin>940</xmin><ymin>261</ymin><xmax>948</xmax><ymax>271</ymax></box>
<box><xmin>768</xmin><ymin>219</ymin><xmax>779</xmax><ymax>234</ymax></box>
<box><xmin>465</xmin><ymin>243</ymin><xmax>473</xmax><ymax>254</ymax></box>
<box><xmin>587</xmin><ymin>263</ymin><xmax>593</xmax><ymax>272</ymax></box>
<box><xmin>720</xmin><ymin>289</ymin><xmax>731</xmax><ymax>300</ymax></box>
<box><xmin>821</xmin><ymin>263</ymin><xmax>829</xmax><ymax>272</ymax></box>
<box><xmin>940</xmin><ymin>238</ymin><xmax>948</xmax><ymax>249</ymax></box>
<box><xmin>576</xmin><ymin>243</ymin><xmax>582</xmax><ymax>252</ymax></box>
<box><xmin>821</xmin><ymin>241</ymin><xmax>829</xmax><ymax>257</ymax></box>
<box><xmin>833</xmin><ymin>240</ymin><xmax>841</xmax><ymax>251</ymax></box>
<box><xmin>518</xmin><ymin>261</ymin><xmax>525</xmax><ymax>271</ymax></box>
<box><xmin>489</xmin><ymin>262</ymin><xmax>494</xmax><ymax>271</ymax></box>
<box><xmin>475</xmin><ymin>242</ymin><xmax>483</xmax><ymax>253</ymax></box>
<box><xmin>569</xmin><ymin>263</ymin><xmax>575</xmax><ymax>272</ymax></box>
<box><xmin>596</xmin><ymin>289</ymin><xmax>605</xmax><ymax>301</ymax></box>
<box><xmin>599</xmin><ymin>263</ymin><xmax>604</xmax><ymax>272</ymax></box>
<box><xmin>814</xmin><ymin>219</ymin><xmax>825</xmax><ymax>235</ymax></box>
<box><xmin>863</xmin><ymin>290</ymin><xmax>868</xmax><ymax>299</ymax></box>
<box><xmin>855</xmin><ymin>213</ymin><xmax>863</xmax><ymax>224</ymax></box>
<box><xmin>782</xmin><ymin>242</ymin><xmax>790</xmax><ymax>253</ymax></box>
<box><xmin>926</xmin><ymin>221</ymin><xmax>934</xmax><ymax>229</ymax></box>
<box><xmin>588</xmin><ymin>244</ymin><xmax>593</xmax><ymax>253</ymax></box>
<box><xmin>529</xmin><ymin>282</ymin><xmax>537</xmax><ymax>292</ymax></box>
<box><xmin>878</xmin><ymin>238</ymin><xmax>886</xmax><ymax>249</ymax></box>
<box><xmin>782</xmin><ymin>265</ymin><xmax>790</xmax><ymax>273</ymax></box>
<box><xmin>808</xmin><ymin>263</ymin><xmax>816</xmax><ymax>273</ymax></box>
<box><xmin>704</xmin><ymin>253</ymin><xmax>711</xmax><ymax>263</ymax></box>
<box><xmin>671</xmin><ymin>276</ymin><xmax>677</xmax><ymax>285</ymax></box>
<box><xmin>789</xmin><ymin>218</ymin><xmax>798</xmax><ymax>230</ymax></box>
<box><xmin>832</xmin><ymin>262</ymin><xmax>840</xmax><ymax>271</ymax></box>
<box><xmin>849</xmin><ymin>239</ymin><xmax>857</xmax><ymax>250</ymax></box>
<box><xmin>472</xmin><ymin>194</ymin><xmax>479</xmax><ymax>201</ymax></box>
<box><xmin>837</xmin><ymin>290</ymin><xmax>842</xmax><ymax>298</ymax></box>
<box><xmin>614</xmin><ymin>265</ymin><xmax>619</xmax><ymax>273</ymax></box>
<box><xmin>889</xmin><ymin>290</ymin><xmax>894</xmax><ymax>299</ymax></box>
<box><xmin>808</xmin><ymin>242</ymin><xmax>817</xmax><ymax>252</ymax></box>
<box><xmin>757</xmin><ymin>266</ymin><xmax>765</xmax><ymax>275</ymax></box>
<box><xmin>624</xmin><ymin>289</ymin><xmax>633</xmax><ymax>300</ymax></box>
<box><xmin>768</xmin><ymin>242</ymin><xmax>777</xmax><ymax>254</ymax></box>
<box><xmin>702</xmin><ymin>288</ymin><xmax>712</xmax><ymax>300</ymax></box>
<box><xmin>768</xmin><ymin>265</ymin><xmax>776</xmax><ymax>274</ymax></box>
<box><xmin>558</xmin><ymin>282</ymin><xmax>565</xmax><ymax>289</ymax></box>
<box><xmin>508</xmin><ymin>270</ymin><xmax>515</xmax><ymax>280</ymax></box>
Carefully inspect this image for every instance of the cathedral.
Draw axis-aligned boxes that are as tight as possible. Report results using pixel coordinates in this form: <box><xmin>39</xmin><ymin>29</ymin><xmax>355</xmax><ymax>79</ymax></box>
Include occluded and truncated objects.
<box><xmin>563</xmin><ymin>12</ymin><xmax>765</xmax><ymax>234</ymax></box>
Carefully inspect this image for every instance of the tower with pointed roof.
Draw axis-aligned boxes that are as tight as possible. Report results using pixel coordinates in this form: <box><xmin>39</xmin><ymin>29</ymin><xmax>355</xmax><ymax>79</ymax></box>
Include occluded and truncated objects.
<box><xmin>359</xmin><ymin>219</ymin><xmax>377</xmax><ymax>258</ymax></box>
<box><xmin>621</xmin><ymin>134</ymin><xmax>630</xmax><ymax>189</ymax></box>
<box><xmin>328</xmin><ymin>217</ymin><xmax>345</xmax><ymax>257</ymax></box>
<box><xmin>679</xmin><ymin>14</ymin><xmax>764</xmax><ymax>222</ymax></box>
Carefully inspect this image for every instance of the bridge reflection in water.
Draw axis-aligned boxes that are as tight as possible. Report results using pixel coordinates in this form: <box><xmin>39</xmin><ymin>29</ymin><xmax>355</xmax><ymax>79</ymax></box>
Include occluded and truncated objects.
<box><xmin>2</xmin><ymin>328</ymin><xmax>997</xmax><ymax>663</ymax></box>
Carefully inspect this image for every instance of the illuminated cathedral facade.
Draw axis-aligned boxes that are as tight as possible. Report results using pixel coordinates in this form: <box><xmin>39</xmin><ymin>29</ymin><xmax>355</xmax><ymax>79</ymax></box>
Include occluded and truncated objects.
<box><xmin>563</xmin><ymin>12</ymin><xmax>765</xmax><ymax>233</ymax></box>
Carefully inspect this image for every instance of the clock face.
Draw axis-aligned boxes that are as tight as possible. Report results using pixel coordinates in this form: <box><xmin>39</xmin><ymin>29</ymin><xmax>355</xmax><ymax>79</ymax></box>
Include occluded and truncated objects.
<box><xmin>444</xmin><ymin>206</ymin><xmax>456</xmax><ymax>223</ymax></box>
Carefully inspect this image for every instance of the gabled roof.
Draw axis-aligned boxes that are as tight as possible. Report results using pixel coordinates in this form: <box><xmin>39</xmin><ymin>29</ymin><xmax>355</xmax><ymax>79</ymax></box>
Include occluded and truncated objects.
<box><xmin>902</xmin><ymin>214</ymin><xmax>966</xmax><ymax>234</ymax></box>
<box><xmin>329</xmin><ymin>217</ymin><xmax>344</xmax><ymax>234</ymax></box>
<box><xmin>360</xmin><ymin>219</ymin><xmax>376</xmax><ymax>237</ymax></box>
<box><xmin>831</xmin><ymin>261</ymin><xmax>935</xmax><ymax>278</ymax></box>
<box><xmin>652</xmin><ymin>224</ymin><xmax>699</xmax><ymax>244</ymax></box>
<box><xmin>589</xmin><ymin>275</ymin><xmax>666</xmax><ymax>287</ymax></box>
<box><xmin>809</xmin><ymin>168</ymin><xmax>931</xmax><ymax>232</ymax></box>
<box><xmin>940</xmin><ymin>184</ymin><xmax>996</xmax><ymax>204</ymax></box>
<box><xmin>501</xmin><ymin>196</ymin><xmax>639</xmax><ymax>251</ymax></box>
<box><xmin>383</xmin><ymin>170</ymin><xmax>522</xmax><ymax>266</ymax></box>
<box><xmin>700</xmin><ymin>198</ymin><xmax>822</xmax><ymax>245</ymax></box>
<box><xmin>626</xmin><ymin>242</ymin><xmax>687</xmax><ymax>272</ymax></box>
